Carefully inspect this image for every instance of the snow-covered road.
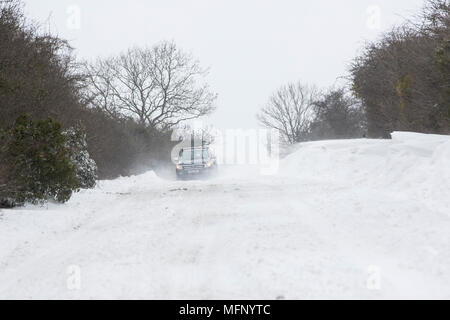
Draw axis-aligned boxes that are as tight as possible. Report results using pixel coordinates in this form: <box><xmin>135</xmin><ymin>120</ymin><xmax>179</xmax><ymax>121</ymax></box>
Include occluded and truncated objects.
<box><xmin>1</xmin><ymin>132</ymin><xmax>449</xmax><ymax>299</ymax></box>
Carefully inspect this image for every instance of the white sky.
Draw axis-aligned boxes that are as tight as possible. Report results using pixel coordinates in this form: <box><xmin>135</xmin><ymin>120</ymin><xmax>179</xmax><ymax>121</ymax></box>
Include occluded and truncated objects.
<box><xmin>23</xmin><ymin>0</ymin><xmax>425</xmax><ymax>129</ymax></box>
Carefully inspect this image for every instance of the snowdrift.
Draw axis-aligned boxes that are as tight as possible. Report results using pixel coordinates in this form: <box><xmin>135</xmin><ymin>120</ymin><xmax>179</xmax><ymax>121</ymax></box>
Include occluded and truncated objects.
<box><xmin>280</xmin><ymin>132</ymin><xmax>450</xmax><ymax>216</ymax></box>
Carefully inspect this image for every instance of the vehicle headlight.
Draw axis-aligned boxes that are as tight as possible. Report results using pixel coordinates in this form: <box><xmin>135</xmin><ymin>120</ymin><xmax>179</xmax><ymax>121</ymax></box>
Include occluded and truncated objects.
<box><xmin>205</xmin><ymin>162</ymin><xmax>212</xmax><ymax>168</ymax></box>
<box><xmin>176</xmin><ymin>164</ymin><xmax>183</xmax><ymax>170</ymax></box>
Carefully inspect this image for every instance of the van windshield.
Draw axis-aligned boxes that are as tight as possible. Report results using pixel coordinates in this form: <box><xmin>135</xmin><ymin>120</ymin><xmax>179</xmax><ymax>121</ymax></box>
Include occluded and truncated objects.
<box><xmin>181</xmin><ymin>149</ymin><xmax>210</xmax><ymax>162</ymax></box>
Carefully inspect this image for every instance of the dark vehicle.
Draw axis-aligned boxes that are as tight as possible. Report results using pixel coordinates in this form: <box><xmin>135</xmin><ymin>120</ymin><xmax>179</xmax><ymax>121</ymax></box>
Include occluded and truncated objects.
<box><xmin>176</xmin><ymin>147</ymin><xmax>218</xmax><ymax>180</ymax></box>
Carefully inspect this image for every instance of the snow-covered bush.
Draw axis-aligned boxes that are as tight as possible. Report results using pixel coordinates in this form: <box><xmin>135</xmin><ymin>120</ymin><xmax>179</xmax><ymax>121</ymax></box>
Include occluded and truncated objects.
<box><xmin>0</xmin><ymin>114</ymin><xmax>80</xmax><ymax>206</ymax></box>
<box><xmin>64</xmin><ymin>124</ymin><xmax>98</xmax><ymax>189</ymax></box>
<box><xmin>0</xmin><ymin>117</ymin><xmax>98</xmax><ymax>208</ymax></box>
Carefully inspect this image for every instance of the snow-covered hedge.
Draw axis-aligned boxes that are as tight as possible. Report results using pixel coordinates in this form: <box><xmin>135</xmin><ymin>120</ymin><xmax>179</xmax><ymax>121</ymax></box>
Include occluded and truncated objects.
<box><xmin>0</xmin><ymin>118</ymin><xmax>99</xmax><ymax>208</ymax></box>
<box><xmin>64</xmin><ymin>124</ymin><xmax>98</xmax><ymax>189</ymax></box>
<box><xmin>0</xmin><ymin>115</ymin><xmax>80</xmax><ymax>206</ymax></box>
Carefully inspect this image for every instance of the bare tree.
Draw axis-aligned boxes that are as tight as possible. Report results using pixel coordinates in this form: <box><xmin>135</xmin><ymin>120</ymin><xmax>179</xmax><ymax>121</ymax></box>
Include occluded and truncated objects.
<box><xmin>84</xmin><ymin>41</ymin><xmax>217</xmax><ymax>129</ymax></box>
<box><xmin>257</xmin><ymin>82</ymin><xmax>318</xmax><ymax>144</ymax></box>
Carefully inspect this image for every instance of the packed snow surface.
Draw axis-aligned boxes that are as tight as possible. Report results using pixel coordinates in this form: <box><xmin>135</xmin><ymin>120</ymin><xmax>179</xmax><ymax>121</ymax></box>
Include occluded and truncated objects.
<box><xmin>0</xmin><ymin>132</ymin><xmax>449</xmax><ymax>299</ymax></box>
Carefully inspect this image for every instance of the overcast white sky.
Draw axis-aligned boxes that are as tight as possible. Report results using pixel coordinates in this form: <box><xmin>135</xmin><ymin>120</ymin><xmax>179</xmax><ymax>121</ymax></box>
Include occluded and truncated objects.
<box><xmin>23</xmin><ymin>0</ymin><xmax>425</xmax><ymax>129</ymax></box>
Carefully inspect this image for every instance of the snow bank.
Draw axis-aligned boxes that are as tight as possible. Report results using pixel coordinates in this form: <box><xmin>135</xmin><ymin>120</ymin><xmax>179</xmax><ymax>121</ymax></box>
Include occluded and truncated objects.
<box><xmin>280</xmin><ymin>132</ymin><xmax>450</xmax><ymax>216</ymax></box>
<box><xmin>96</xmin><ymin>171</ymin><xmax>162</xmax><ymax>193</ymax></box>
